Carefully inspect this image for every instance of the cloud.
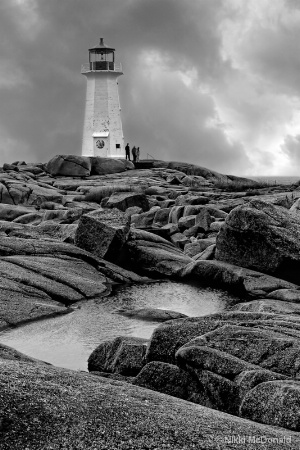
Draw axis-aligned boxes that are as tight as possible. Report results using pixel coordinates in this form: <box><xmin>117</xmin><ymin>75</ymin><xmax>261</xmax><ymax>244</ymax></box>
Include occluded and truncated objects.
<box><xmin>0</xmin><ymin>0</ymin><xmax>298</xmax><ymax>176</ymax></box>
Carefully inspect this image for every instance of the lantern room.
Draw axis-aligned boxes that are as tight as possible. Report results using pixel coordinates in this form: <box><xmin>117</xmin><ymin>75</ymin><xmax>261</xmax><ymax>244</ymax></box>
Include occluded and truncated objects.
<box><xmin>88</xmin><ymin>37</ymin><xmax>115</xmax><ymax>71</ymax></box>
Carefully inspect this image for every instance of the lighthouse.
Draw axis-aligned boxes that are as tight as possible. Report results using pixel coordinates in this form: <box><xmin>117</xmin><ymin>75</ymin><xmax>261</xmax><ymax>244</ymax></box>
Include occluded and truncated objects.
<box><xmin>81</xmin><ymin>38</ymin><xmax>124</xmax><ymax>158</ymax></box>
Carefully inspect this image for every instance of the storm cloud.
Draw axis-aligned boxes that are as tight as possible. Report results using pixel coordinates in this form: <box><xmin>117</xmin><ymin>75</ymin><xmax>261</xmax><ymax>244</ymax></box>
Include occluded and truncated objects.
<box><xmin>0</xmin><ymin>0</ymin><xmax>299</xmax><ymax>175</ymax></box>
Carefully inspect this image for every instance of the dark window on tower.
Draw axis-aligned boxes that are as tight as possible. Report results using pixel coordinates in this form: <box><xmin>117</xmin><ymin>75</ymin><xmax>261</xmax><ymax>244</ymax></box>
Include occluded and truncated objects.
<box><xmin>116</xmin><ymin>144</ymin><xmax>120</xmax><ymax>148</ymax></box>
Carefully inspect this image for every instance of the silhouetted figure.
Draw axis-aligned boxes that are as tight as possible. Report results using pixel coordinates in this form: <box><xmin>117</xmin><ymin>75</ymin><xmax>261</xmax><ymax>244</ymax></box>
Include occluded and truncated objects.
<box><xmin>136</xmin><ymin>147</ymin><xmax>140</xmax><ymax>161</ymax></box>
<box><xmin>132</xmin><ymin>146</ymin><xmax>137</xmax><ymax>162</ymax></box>
<box><xmin>125</xmin><ymin>143</ymin><xmax>130</xmax><ymax>160</ymax></box>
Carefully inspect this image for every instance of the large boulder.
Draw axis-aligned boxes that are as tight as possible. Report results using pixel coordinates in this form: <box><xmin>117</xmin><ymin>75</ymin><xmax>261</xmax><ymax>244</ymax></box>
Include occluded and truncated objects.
<box><xmin>75</xmin><ymin>208</ymin><xmax>130</xmax><ymax>262</ymax></box>
<box><xmin>88</xmin><ymin>336</ymin><xmax>147</xmax><ymax>375</ymax></box>
<box><xmin>46</xmin><ymin>155</ymin><xmax>91</xmax><ymax>177</ymax></box>
<box><xmin>133</xmin><ymin>361</ymin><xmax>200</xmax><ymax>402</ymax></box>
<box><xmin>216</xmin><ymin>199</ymin><xmax>300</xmax><ymax>284</ymax></box>
<box><xmin>89</xmin><ymin>157</ymin><xmax>134</xmax><ymax>175</ymax></box>
<box><xmin>121</xmin><ymin>229</ymin><xmax>193</xmax><ymax>278</ymax></box>
<box><xmin>240</xmin><ymin>380</ymin><xmax>300</xmax><ymax>431</ymax></box>
<box><xmin>106</xmin><ymin>192</ymin><xmax>149</xmax><ymax>212</ymax></box>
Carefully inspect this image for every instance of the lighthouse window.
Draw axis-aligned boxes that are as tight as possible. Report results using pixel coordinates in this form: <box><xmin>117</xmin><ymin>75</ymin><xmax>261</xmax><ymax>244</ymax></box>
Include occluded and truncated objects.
<box><xmin>116</xmin><ymin>144</ymin><xmax>120</xmax><ymax>148</ymax></box>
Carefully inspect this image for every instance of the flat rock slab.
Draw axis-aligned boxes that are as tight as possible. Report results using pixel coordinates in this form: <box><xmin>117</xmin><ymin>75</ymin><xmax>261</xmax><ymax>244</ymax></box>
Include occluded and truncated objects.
<box><xmin>0</xmin><ymin>358</ymin><xmax>299</xmax><ymax>449</ymax></box>
<box><xmin>115</xmin><ymin>308</ymin><xmax>188</xmax><ymax>321</ymax></box>
<box><xmin>181</xmin><ymin>259</ymin><xmax>298</xmax><ymax>298</ymax></box>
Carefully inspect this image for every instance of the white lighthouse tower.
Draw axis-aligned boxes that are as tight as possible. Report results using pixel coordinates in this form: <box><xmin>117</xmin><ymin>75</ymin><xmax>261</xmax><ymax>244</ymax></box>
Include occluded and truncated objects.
<box><xmin>81</xmin><ymin>38</ymin><xmax>124</xmax><ymax>158</ymax></box>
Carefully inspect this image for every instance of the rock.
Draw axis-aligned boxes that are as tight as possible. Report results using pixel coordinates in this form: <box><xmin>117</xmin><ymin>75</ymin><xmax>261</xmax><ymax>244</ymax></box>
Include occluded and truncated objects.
<box><xmin>46</xmin><ymin>155</ymin><xmax>91</xmax><ymax>177</ymax></box>
<box><xmin>13</xmin><ymin>212</ymin><xmax>43</xmax><ymax>224</ymax></box>
<box><xmin>89</xmin><ymin>157</ymin><xmax>133</xmax><ymax>175</ymax></box>
<box><xmin>3</xmin><ymin>162</ymin><xmax>19</xmax><ymax>171</ymax></box>
<box><xmin>209</xmin><ymin>221</ymin><xmax>224</xmax><ymax>232</ymax></box>
<box><xmin>240</xmin><ymin>380</ymin><xmax>300</xmax><ymax>431</ymax></box>
<box><xmin>184</xmin><ymin>239</ymin><xmax>216</xmax><ymax>258</ymax></box>
<box><xmin>181</xmin><ymin>323</ymin><xmax>300</xmax><ymax>377</ymax></box>
<box><xmin>266</xmin><ymin>288</ymin><xmax>300</xmax><ymax>303</ymax></box>
<box><xmin>236</xmin><ymin>369</ymin><xmax>287</xmax><ymax>400</ymax></box>
<box><xmin>1</xmin><ymin>359</ymin><xmax>297</xmax><ymax>450</ymax></box>
<box><xmin>0</xmin><ymin>204</ymin><xmax>35</xmax><ymax>221</ymax></box>
<box><xmin>0</xmin><ymin>254</ymin><xmax>109</xmax><ymax>305</ymax></box>
<box><xmin>153</xmin><ymin>207</ymin><xmax>171</xmax><ymax>226</ymax></box>
<box><xmin>168</xmin><ymin>205</ymin><xmax>185</xmax><ymax>224</ymax></box>
<box><xmin>122</xmin><ymin>229</ymin><xmax>193</xmax><ymax>278</ymax></box>
<box><xmin>145</xmin><ymin>311</ymin><xmax>300</xmax><ymax>365</ymax></box>
<box><xmin>232</xmin><ymin>299</ymin><xmax>300</xmax><ymax>315</ymax></box>
<box><xmin>176</xmin><ymin>345</ymin><xmax>259</xmax><ymax>379</ymax></box>
<box><xmin>178</xmin><ymin>215</ymin><xmax>196</xmax><ymax>230</ymax></box>
<box><xmin>193</xmin><ymin>244</ymin><xmax>216</xmax><ymax>261</ymax></box>
<box><xmin>170</xmin><ymin>232</ymin><xmax>190</xmax><ymax>249</ymax></box>
<box><xmin>106</xmin><ymin>192</ymin><xmax>149</xmax><ymax>212</ymax></box>
<box><xmin>133</xmin><ymin>361</ymin><xmax>199</xmax><ymax>402</ymax></box>
<box><xmin>161</xmin><ymin>223</ymin><xmax>179</xmax><ymax>236</ymax></box>
<box><xmin>124</xmin><ymin>206</ymin><xmax>143</xmax><ymax>218</ymax></box>
<box><xmin>290</xmin><ymin>197</ymin><xmax>300</xmax><ymax>214</ymax></box>
<box><xmin>130</xmin><ymin>207</ymin><xmax>160</xmax><ymax>228</ymax></box>
<box><xmin>195</xmin><ymin>209</ymin><xmax>212</xmax><ymax>231</ymax></box>
<box><xmin>75</xmin><ymin>208</ymin><xmax>130</xmax><ymax>262</ymax></box>
<box><xmin>0</xmin><ymin>343</ymin><xmax>50</xmax><ymax>364</ymax></box>
<box><xmin>115</xmin><ymin>308</ymin><xmax>188</xmax><ymax>321</ymax></box>
<box><xmin>216</xmin><ymin>199</ymin><xmax>300</xmax><ymax>284</ymax></box>
<box><xmin>145</xmin><ymin>186</ymin><xmax>168</xmax><ymax>196</ymax></box>
<box><xmin>180</xmin><ymin>260</ymin><xmax>297</xmax><ymax>298</ymax></box>
<box><xmin>212</xmin><ymin>198</ymin><xmax>246</xmax><ymax>212</ymax></box>
<box><xmin>88</xmin><ymin>336</ymin><xmax>147</xmax><ymax>376</ymax></box>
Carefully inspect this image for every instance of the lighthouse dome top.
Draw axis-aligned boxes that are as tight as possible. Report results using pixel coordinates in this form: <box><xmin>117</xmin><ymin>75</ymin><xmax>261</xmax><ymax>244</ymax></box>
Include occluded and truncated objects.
<box><xmin>89</xmin><ymin>38</ymin><xmax>115</xmax><ymax>53</ymax></box>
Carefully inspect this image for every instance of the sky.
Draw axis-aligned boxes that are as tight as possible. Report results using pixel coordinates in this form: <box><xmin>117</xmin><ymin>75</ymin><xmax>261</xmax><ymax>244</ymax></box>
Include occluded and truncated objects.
<box><xmin>0</xmin><ymin>0</ymin><xmax>300</xmax><ymax>176</ymax></box>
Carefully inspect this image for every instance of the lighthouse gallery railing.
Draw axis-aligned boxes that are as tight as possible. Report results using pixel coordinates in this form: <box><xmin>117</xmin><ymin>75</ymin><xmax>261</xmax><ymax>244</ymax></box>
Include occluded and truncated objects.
<box><xmin>81</xmin><ymin>62</ymin><xmax>123</xmax><ymax>73</ymax></box>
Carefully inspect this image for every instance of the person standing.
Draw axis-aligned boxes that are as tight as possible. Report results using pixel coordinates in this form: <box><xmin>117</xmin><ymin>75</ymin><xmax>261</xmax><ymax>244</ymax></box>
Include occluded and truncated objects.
<box><xmin>132</xmin><ymin>146</ymin><xmax>137</xmax><ymax>162</ymax></box>
<box><xmin>136</xmin><ymin>147</ymin><xmax>140</xmax><ymax>161</ymax></box>
<box><xmin>125</xmin><ymin>143</ymin><xmax>130</xmax><ymax>160</ymax></box>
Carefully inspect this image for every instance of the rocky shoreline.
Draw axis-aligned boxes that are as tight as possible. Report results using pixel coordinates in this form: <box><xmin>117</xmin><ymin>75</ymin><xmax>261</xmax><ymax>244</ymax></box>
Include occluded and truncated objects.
<box><xmin>0</xmin><ymin>155</ymin><xmax>300</xmax><ymax>449</ymax></box>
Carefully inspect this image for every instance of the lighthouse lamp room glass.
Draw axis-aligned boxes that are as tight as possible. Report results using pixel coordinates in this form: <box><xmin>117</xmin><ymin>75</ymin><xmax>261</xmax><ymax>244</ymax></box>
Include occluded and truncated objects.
<box><xmin>81</xmin><ymin>38</ymin><xmax>124</xmax><ymax>159</ymax></box>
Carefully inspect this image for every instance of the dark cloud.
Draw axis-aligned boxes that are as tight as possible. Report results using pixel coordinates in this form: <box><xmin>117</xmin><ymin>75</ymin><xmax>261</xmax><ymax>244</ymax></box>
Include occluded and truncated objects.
<box><xmin>0</xmin><ymin>0</ymin><xmax>298</xmax><ymax>175</ymax></box>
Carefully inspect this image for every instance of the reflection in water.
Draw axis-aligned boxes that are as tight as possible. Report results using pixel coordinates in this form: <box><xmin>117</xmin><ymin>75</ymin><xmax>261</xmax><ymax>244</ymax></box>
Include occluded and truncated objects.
<box><xmin>0</xmin><ymin>281</ymin><xmax>236</xmax><ymax>371</ymax></box>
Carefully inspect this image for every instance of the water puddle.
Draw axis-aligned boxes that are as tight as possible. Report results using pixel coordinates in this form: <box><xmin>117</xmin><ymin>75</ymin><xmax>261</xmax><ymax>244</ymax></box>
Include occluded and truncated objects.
<box><xmin>0</xmin><ymin>280</ymin><xmax>237</xmax><ymax>371</ymax></box>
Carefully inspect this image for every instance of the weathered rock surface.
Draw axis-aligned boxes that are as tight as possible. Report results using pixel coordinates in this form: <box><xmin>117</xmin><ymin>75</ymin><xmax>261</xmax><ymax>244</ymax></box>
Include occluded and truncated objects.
<box><xmin>232</xmin><ymin>299</ymin><xmax>300</xmax><ymax>315</ymax></box>
<box><xmin>181</xmin><ymin>259</ymin><xmax>297</xmax><ymax>298</ymax></box>
<box><xmin>121</xmin><ymin>228</ymin><xmax>193</xmax><ymax>277</ymax></box>
<box><xmin>115</xmin><ymin>307</ymin><xmax>188</xmax><ymax>321</ymax></box>
<box><xmin>46</xmin><ymin>155</ymin><xmax>91</xmax><ymax>177</ymax></box>
<box><xmin>90</xmin><ymin>157</ymin><xmax>133</xmax><ymax>174</ymax></box>
<box><xmin>1</xmin><ymin>357</ymin><xmax>297</xmax><ymax>450</ymax></box>
<box><xmin>216</xmin><ymin>199</ymin><xmax>300</xmax><ymax>284</ymax></box>
<box><xmin>75</xmin><ymin>208</ymin><xmax>130</xmax><ymax>262</ymax></box>
<box><xmin>88</xmin><ymin>336</ymin><xmax>148</xmax><ymax>375</ymax></box>
<box><xmin>133</xmin><ymin>361</ymin><xmax>200</xmax><ymax>401</ymax></box>
<box><xmin>240</xmin><ymin>380</ymin><xmax>300</xmax><ymax>431</ymax></box>
<box><xmin>106</xmin><ymin>192</ymin><xmax>149</xmax><ymax>212</ymax></box>
<box><xmin>145</xmin><ymin>311</ymin><xmax>300</xmax><ymax>365</ymax></box>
